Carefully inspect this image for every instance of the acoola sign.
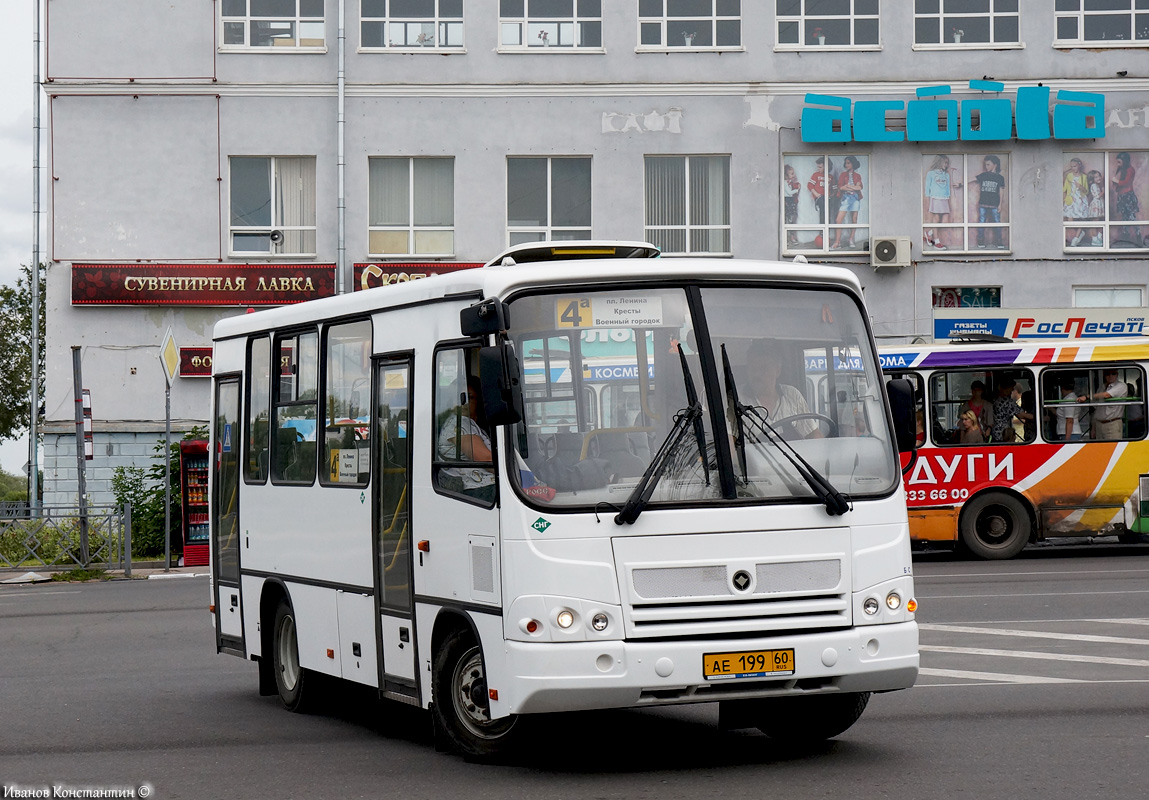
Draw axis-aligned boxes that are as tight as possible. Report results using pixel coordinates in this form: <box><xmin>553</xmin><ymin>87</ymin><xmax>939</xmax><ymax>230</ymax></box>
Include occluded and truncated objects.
<box><xmin>801</xmin><ymin>80</ymin><xmax>1105</xmax><ymax>143</ymax></box>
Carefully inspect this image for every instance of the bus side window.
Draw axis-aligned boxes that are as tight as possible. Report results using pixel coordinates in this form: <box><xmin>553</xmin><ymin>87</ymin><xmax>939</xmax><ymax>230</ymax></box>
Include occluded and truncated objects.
<box><xmin>433</xmin><ymin>346</ymin><xmax>496</xmax><ymax>506</ymax></box>
<box><xmin>245</xmin><ymin>335</ymin><xmax>271</xmax><ymax>483</ymax></box>
<box><xmin>272</xmin><ymin>331</ymin><xmax>319</xmax><ymax>484</ymax></box>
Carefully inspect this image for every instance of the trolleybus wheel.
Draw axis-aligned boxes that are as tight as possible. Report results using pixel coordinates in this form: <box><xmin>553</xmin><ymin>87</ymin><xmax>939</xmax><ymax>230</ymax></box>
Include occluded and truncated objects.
<box><xmin>272</xmin><ymin>599</ymin><xmax>313</xmax><ymax>712</ymax></box>
<box><xmin>756</xmin><ymin>692</ymin><xmax>871</xmax><ymax>742</ymax></box>
<box><xmin>432</xmin><ymin>628</ymin><xmax>518</xmax><ymax>759</ymax></box>
<box><xmin>960</xmin><ymin>492</ymin><xmax>1031</xmax><ymax>560</ymax></box>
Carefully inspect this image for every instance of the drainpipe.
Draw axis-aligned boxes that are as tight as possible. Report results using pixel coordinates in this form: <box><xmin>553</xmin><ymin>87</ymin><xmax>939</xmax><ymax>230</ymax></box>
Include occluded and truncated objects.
<box><xmin>337</xmin><ymin>0</ymin><xmax>346</xmax><ymax>293</ymax></box>
<box><xmin>30</xmin><ymin>0</ymin><xmax>42</xmax><ymax>507</ymax></box>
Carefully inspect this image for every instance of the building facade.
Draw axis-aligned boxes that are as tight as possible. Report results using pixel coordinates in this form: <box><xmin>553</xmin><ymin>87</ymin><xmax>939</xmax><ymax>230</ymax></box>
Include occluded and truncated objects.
<box><xmin>43</xmin><ymin>0</ymin><xmax>1149</xmax><ymax>504</ymax></box>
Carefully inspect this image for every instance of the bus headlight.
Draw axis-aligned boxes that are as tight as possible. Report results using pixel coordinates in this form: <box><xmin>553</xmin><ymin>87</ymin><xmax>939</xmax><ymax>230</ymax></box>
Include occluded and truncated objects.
<box><xmin>863</xmin><ymin>597</ymin><xmax>880</xmax><ymax>616</ymax></box>
<box><xmin>556</xmin><ymin>609</ymin><xmax>575</xmax><ymax>629</ymax></box>
<box><xmin>885</xmin><ymin>592</ymin><xmax>902</xmax><ymax>611</ymax></box>
<box><xmin>591</xmin><ymin>613</ymin><xmax>609</xmax><ymax>632</ymax></box>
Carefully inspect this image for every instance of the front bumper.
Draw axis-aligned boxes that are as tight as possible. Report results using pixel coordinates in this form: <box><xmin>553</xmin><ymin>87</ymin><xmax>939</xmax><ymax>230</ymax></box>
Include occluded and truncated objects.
<box><xmin>500</xmin><ymin>620</ymin><xmax>918</xmax><ymax>715</ymax></box>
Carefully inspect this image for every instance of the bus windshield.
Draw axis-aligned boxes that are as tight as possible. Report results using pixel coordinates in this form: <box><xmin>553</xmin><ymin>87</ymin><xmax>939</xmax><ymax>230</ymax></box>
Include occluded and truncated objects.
<box><xmin>507</xmin><ymin>284</ymin><xmax>899</xmax><ymax>509</ymax></box>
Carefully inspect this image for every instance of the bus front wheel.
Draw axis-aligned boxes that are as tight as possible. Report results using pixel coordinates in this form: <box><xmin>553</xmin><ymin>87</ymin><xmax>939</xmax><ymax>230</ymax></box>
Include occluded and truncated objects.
<box><xmin>960</xmin><ymin>492</ymin><xmax>1031</xmax><ymax>560</ymax></box>
<box><xmin>755</xmin><ymin>692</ymin><xmax>871</xmax><ymax>742</ymax></box>
<box><xmin>432</xmin><ymin>628</ymin><xmax>519</xmax><ymax>759</ymax></box>
<box><xmin>272</xmin><ymin>599</ymin><xmax>313</xmax><ymax>712</ymax></box>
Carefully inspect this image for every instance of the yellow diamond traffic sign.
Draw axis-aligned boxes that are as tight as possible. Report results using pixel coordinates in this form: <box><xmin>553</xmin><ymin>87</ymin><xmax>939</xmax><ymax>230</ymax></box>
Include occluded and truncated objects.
<box><xmin>160</xmin><ymin>327</ymin><xmax>179</xmax><ymax>386</ymax></box>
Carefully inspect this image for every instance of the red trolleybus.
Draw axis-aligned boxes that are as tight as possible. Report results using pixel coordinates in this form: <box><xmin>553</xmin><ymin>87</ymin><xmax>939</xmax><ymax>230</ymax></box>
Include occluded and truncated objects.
<box><xmin>882</xmin><ymin>337</ymin><xmax>1149</xmax><ymax>559</ymax></box>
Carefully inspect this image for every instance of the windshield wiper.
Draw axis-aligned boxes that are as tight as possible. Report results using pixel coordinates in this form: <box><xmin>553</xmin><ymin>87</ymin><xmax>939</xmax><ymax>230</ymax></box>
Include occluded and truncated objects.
<box><xmin>719</xmin><ymin>345</ymin><xmax>849</xmax><ymax>516</ymax></box>
<box><xmin>615</xmin><ymin>344</ymin><xmax>705</xmax><ymax>525</ymax></box>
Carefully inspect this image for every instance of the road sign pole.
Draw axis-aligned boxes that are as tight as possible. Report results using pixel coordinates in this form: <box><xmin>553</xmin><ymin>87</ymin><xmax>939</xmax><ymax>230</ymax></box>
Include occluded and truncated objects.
<box><xmin>159</xmin><ymin>327</ymin><xmax>179</xmax><ymax>573</ymax></box>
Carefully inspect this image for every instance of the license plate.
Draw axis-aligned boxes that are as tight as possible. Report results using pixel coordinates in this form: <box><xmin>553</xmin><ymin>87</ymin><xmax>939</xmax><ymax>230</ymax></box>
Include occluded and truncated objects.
<box><xmin>703</xmin><ymin>648</ymin><xmax>795</xmax><ymax>680</ymax></box>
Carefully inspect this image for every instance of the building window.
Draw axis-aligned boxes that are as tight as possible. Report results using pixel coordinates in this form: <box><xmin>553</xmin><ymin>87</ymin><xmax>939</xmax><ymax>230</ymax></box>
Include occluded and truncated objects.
<box><xmin>1063</xmin><ymin>151</ymin><xmax>1149</xmax><ymax>252</ymax></box>
<box><xmin>776</xmin><ymin>0</ymin><xmax>879</xmax><ymax>48</ymax></box>
<box><xmin>1055</xmin><ymin>0</ymin><xmax>1149</xmax><ymax>46</ymax></box>
<box><xmin>230</xmin><ymin>157</ymin><xmax>317</xmax><ymax>255</ymax></box>
<box><xmin>361</xmin><ymin>0</ymin><xmax>464</xmax><ymax>49</ymax></box>
<box><xmin>369</xmin><ymin>158</ymin><xmax>454</xmax><ymax>256</ymax></box>
<box><xmin>221</xmin><ymin>0</ymin><xmax>325</xmax><ymax>49</ymax></box>
<box><xmin>500</xmin><ymin>0</ymin><xmax>602</xmax><ymax>49</ymax></box>
<box><xmin>1074</xmin><ymin>287</ymin><xmax>1145</xmax><ymax>307</ymax></box>
<box><xmin>638</xmin><ymin>0</ymin><xmax>741</xmax><ymax>49</ymax></box>
<box><xmin>921</xmin><ymin>153</ymin><xmax>1010</xmax><ymax>254</ymax></box>
<box><xmin>782</xmin><ymin>153</ymin><xmax>868</xmax><ymax>255</ymax></box>
<box><xmin>646</xmin><ymin>155</ymin><xmax>730</xmax><ymax>255</ymax></box>
<box><xmin>933</xmin><ymin>287</ymin><xmax>1002</xmax><ymax>308</ymax></box>
<box><xmin>507</xmin><ymin>157</ymin><xmax>591</xmax><ymax>245</ymax></box>
<box><xmin>914</xmin><ymin>0</ymin><xmax>1020</xmax><ymax>46</ymax></box>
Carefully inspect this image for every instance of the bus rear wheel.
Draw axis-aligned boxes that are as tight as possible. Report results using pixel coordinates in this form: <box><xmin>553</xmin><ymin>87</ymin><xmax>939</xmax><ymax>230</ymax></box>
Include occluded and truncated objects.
<box><xmin>432</xmin><ymin>628</ymin><xmax>519</xmax><ymax>759</ymax></box>
<box><xmin>755</xmin><ymin>692</ymin><xmax>871</xmax><ymax>742</ymax></box>
<box><xmin>960</xmin><ymin>492</ymin><xmax>1031</xmax><ymax>560</ymax></box>
<box><xmin>272</xmin><ymin>599</ymin><xmax>313</xmax><ymax>712</ymax></box>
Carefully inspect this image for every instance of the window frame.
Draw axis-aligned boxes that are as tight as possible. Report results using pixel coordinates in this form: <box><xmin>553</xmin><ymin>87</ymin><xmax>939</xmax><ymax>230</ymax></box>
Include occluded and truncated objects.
<box><xmin>637</xmin><ymin>0</ymin><xmax>744</xmax><ymax>52</ymax></box>
<box><xmin>244</xmin><ymin>335</ymin><xmax>272</xmax><ymax>485</ymax></box>
<box><xmin>928</xmin><ymin>368</ymin><xmax>1036</xmax><ymax>446</ymax></box>
<box><xmin>1073</xmin><ymin>287</ymin><xmax>1146</xmax><ymax>307</ymax></box>
<box><xmin>271</xmin><ymin>328</ymin><xmax>321</xmax><ymax>486</ymax></box>
<box><xmin>506</xmin><ymin>156</ymin><xmax>593</xmax><ymax>246</ymax></box>
<box><xmin>644</xmin><ymin>154</ymin><xmax>732</xmax><ymax>256</ymax></box>
<box><xmin>431</xmin><ymin>341</ymin><xmax>497</xmax><ymax>508</ymax></box>
<box><xmin>1040</xmin><ymin>365</ymin><xmax>1147</xmax><ymax>442</ymax></box>
<box><xmin>368</xmin><ymin>156</ymin><xmax>456</xmax><ymax>258</ymax></box>
<box><xmin>774</xmin><ymin>0</ymin><xmax>881</xmax><ymax>52</ymax></box>
<box><xmin>320</xmin><ymin>319</ymin><xmax>374</xmax><ymax>489</ymax></box>
<box><xmin>921</xmin><ymin>152</ymin><xmax>1012</xmax><ymax>256</ymax></box>
<box><xmin>229</xmin><ymin>155</ymin><xmax>318</xmax><ymax>257</ymax></box>
<box><xmin>781</xmin><ymin>152</ymin><xmax>870</xmax><ymax>257</ymax></box>
<box><xmin>220</xmin><ymin>0</ymin><xmax>327</xmax><ymax>52</ymax></box>
<box><xmin>932</xmin><ymin>287</ymin><xmax>1003</xmax><ymax>308</ymax></box>
<box><xmin>360</xmin><ymin>0</ymin><xmax>466</xmax><ymax>52</ymax></box>
<box><xmin>498</xmin><ymin>0</ymin><xmax>604</xmax><ymax>52</ymax></box>
<box><xmin>912</xmin><ymin>0</ymin><xmax>1023</xmax><ymax>50</ymax></box>
<box><xmin>1062</xmin><ymin>151</ymin><xmax>1149</xmax><ymax>254</ymax></box>
<box><xmin>1055</xmin><ymin>1</ymin><xmax>1149</xmax><ymax>48</ymax></box>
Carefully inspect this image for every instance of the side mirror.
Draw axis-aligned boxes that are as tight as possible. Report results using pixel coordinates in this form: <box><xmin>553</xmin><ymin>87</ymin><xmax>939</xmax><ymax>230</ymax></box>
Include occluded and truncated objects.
<box><xmin>460</xmin><ymin>299</ymin><xmax>510</xmax><ymax>337</ymax></box>
<box><xmin>477</xmin><ymin>344</ymin><xmax>524</xmax><ymax>426</ymax></box>
<box><xmin>886</xmin><ymin>378</ymin><xmax>918</xmax><ymax>454</ymax></box>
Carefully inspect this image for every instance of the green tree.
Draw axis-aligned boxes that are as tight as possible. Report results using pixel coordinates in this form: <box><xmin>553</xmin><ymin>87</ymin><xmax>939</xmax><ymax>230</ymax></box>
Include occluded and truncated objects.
<box><xmin>0</xmin><ymin>265</ymin><xmax>46</xmax><ymax>442</ymax></box>
<box><xmin>0</xmin><ymin>466</ymin><xmax>27</xmax><ymax>502</ymax></box>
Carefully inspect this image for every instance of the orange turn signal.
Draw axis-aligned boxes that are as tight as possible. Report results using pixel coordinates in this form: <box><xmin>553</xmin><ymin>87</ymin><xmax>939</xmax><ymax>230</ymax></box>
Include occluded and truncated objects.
<box><xmin>417</xmin><ymin>540</ymin><xmax>430</xmax><ymax>552</ymax></box>
<box><xmin>906</xmin><ymin>598</ymin><xmax>918</xmax><ymax>613</ymax></box>
<box><xmin>209</xmin><ymin>604</ymin><xmax>216</xmax><ymax>614</ymax></box>
<box><xmin>327</xmin><ymin>648</ymin><xmax>335</xmax><ymax>659</ymax></box>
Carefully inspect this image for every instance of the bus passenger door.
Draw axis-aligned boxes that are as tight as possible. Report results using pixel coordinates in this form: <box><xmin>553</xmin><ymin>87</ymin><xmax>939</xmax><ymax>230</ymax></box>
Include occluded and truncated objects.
<box><xmin>212</xmin><ymin>376</ymin><xmax>244</xmax><ymax>653</ymax></box>
<box><xmin>374</xmin><ymin>358</ymin><xmax>418</xmax><ymax>695</ymax></box>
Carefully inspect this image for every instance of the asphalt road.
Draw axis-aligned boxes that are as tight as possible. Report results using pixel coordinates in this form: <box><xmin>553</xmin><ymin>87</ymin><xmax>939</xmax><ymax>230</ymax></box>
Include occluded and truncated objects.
<box><xmin>1</xmin><ymin>545</ymin><xmax>1147</xmax><ymax>800</ymax></box>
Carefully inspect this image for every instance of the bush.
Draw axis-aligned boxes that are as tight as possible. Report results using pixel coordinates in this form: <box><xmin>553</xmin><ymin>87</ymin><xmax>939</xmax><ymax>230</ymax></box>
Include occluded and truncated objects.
<box><xmin>111</xmin><ymin>466</ymin><xmax>165</xmax><ymax>558</ymax></box>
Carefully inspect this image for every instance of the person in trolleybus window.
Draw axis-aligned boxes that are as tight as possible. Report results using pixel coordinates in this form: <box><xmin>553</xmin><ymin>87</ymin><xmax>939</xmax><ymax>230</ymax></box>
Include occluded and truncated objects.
<box><xmin>437</xmin><ymin>375</ymin><xmax>496</xmax><ymax>501</ymax></box>
<box><xmin>1087</xmin><ymin>368</ymin><xmax>1127</xmax><ymax>440</ymax></box>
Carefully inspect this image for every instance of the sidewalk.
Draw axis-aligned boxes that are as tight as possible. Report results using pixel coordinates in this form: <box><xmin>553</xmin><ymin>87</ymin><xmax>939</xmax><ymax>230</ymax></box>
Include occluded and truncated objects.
<box><xmin>1</xmin><ymin>562</ymin><xmax>209</xmax><ymax>583</ymax></box>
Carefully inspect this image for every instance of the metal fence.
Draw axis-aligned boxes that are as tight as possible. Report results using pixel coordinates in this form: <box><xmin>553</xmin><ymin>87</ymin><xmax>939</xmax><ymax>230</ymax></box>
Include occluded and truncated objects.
<box><xmin>0</xmin><ymin>503</ymin><xmax>132</xmax><ymax>575</ymax></box>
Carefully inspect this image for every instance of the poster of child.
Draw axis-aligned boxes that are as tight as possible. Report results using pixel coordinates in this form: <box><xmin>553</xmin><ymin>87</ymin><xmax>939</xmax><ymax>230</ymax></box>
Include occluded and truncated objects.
<box><xmin>1063</xmin><ymin>156</ymin><xmax>1092</xmax><ymax>247</ymax></box>
<box><xmin>1111</xmin><ymin>151</ymin><xmax>1148</xmax><ymax>248</ymax></box>
<box><xmin>969</xmin><ymin>154</ymin><xmax>1008</xmax><ymax>250</ymax></box>
<box><xmin>922</xmin><ymin>155</ymin><xmax>963</xmax><ymax>251</ymax></box>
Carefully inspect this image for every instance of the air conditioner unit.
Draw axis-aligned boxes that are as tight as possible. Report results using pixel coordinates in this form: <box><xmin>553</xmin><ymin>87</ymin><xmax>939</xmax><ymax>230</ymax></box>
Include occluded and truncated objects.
<box><xmin>871</xmin><ymin>236</ymin><xmax>912</xmax><ymax>268</ymax></box>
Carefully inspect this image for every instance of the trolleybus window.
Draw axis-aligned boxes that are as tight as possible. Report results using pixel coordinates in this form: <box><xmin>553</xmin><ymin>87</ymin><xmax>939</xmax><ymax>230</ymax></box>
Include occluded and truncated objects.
<box><xmin>245</xmin><ymin>335</ymin><xmax>272</xmax><ymax>483</ymax></box>
<box><xmin>272</xmin><ymin>330</ymin><xmax>319</xmax><ymax>484</ymax></box>
<box><xmin>321</xmin><ymin>320</ymin><xmax>372</xmax><ymax>486</ymax></box>
<box><xmin>928</xmin><ymin>369</ymin><xmax>1036</xmax><ymax>445</ymax></box>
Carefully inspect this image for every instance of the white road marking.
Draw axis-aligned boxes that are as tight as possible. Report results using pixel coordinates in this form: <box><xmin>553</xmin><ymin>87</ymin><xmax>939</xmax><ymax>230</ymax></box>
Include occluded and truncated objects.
<box><xmin>921</xmin><ymin>644</ymin><xmax>1149</xmax><ymax>667</ymax></box>
<box><xmin>924</xmin><ymin>589</ymin><xmax>1149</xmax><ymax>599</ymax></box>
<box><xmin>916</xmin><ymin>568</ymin><xmax>1149</xmax><ymax>579</ymax></box>
<box><xmin>1086</xmin><ymin>618</ymin><xmax>1149</xmax><ymax>626</ymax></box>
<box><xmin>918</xmin><ymin>667</ymin><xmax>1078</xmax><ymax>684</ymax></box>
<box><xmin>0</xmin><ymin>589</ymin><xmax>82</xmax><ymax>598</ymax></box>
<box><xmin>920</xmin><ymin>623</ymin><xmax>1149</xmax><ymax>646</ymax></box>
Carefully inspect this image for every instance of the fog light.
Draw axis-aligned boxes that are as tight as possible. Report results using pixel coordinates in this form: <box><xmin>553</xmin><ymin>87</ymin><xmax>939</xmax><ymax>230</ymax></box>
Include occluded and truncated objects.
<box><xmin>886</xmin><ymin>592</ymin><xmax>902</xmax><ymax>611</ymax></box>
<box><xmin>863</xmin><ymin>597</ymin><xmax>880</xmax><ymax>615</ymax></box>
<box><xmin>591</xmin><ymin>613</ymin><xmax>608</xmax><ymax>632</ymax></box>
<box><xmin>556</xmin><ymin>609</ymin><xmax>575</xmax><ymax>629</ymax></box>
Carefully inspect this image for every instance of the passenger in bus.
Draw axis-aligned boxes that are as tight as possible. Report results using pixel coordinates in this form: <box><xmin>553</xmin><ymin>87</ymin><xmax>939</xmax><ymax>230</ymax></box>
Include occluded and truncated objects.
<box><xmin>990</xmin><ymin>377</ymin><xmax>1020</xmax><ymax>442</ymax></box>
<box><xmin>745</xmin><ymin>340</ymin><xmax>823</xmax><ymax>438</ymax></box>
<box><xmin>437</xmin><ymin>376</ymin><xmax>496</xmax><ymax>501</ymax></box>
<box><xmin>1056</xmin><ymin>377</ymin><xmax>1087</xmax><ymax>441</ymax></box>
<box><xmin>960</xmin><ymin>380</ymin><xmax>992</xmax><ymax>438</ymax></box>
<box><xmin>957</xmin><ymin>410</ymin><xmax>984</xmax><ymax>444</ymax></box>
<box><xmin>1126</xmin><ymin>381</ymin><xmax>1144</xmax><ymax>439</ymax></box>
<box><xmin>1086</xmin><ymin>368</ymin><xmax>1127</xmax><ymax>440</ymax></box>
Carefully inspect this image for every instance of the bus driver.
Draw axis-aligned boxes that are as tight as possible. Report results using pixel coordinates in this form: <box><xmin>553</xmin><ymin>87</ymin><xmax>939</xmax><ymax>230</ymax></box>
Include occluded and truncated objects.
<box><xmin>437</xmin><ymin>375</ymin><xmax>496</xmax><ymax>501</ymax></box>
